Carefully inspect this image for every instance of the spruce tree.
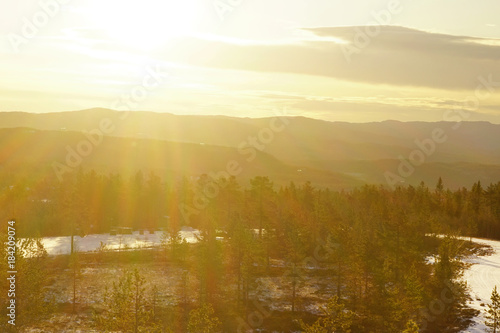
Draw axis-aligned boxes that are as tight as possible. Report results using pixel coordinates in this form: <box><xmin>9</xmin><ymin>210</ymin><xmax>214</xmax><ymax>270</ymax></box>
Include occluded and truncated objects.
<box><xmin>487</xmin><ymin>286</ymin><xmax>500</xmax><ymax>333</ymax></box>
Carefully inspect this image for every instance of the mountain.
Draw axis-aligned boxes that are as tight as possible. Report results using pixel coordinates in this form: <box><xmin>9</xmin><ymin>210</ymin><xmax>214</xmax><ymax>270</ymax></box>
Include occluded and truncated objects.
<box><xmin>0</xmin><ymin>127</ymin><xmax>360</xmax><ymax>189</ymax></box>
<box><xmin>1</xmin><ymin>109</ymin><xmax>500</xmax><ymax>188</ymax></box>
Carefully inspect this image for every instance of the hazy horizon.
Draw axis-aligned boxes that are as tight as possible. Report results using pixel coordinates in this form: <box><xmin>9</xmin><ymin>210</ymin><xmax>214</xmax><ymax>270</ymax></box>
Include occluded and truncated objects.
<box><xmin>2</xmin><ymin>108</ymin><xmax>500</xmax><ymax>125</ymax></box>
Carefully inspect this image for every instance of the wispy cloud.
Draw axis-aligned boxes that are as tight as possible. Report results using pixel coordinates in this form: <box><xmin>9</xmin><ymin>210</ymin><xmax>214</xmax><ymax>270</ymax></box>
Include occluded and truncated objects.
<box><xmin>154</xmin><ymin>26</ymin><xmax>500</xmax><ymax>91</ymax></box>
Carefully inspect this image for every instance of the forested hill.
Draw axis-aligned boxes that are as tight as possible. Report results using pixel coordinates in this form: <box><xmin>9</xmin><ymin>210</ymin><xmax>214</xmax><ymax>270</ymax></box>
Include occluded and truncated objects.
<box><xmin>0</xmin><ymin>127</ymin><xmax>359</xmax><ymax>189</ymax></box>
<box><xmin>2</xmin><ymin>109</ymin><xmax>500</xmax><ymax>188</ymax></box>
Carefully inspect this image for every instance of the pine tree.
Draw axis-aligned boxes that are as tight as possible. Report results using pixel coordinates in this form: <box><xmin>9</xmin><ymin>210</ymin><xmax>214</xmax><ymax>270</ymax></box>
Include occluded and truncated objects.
<box><xmin>435</xmin><ymin>177</ymin><xmax>444</xmax><ymax>205</ymax></box>
<box><xmin>249</xmin><ymin>176</ymin><xmax>274</xmax><ymax>239</ymax></box>
<box><xmin>487</xmin><ymin>286</ymin><xmax>500</xmax><ymax>333</ymax></box>
<box><xmin>95</xmin><ymin>269</ymin><xmax>155</xmax><ymax>332</ymax></box>
<box><xmin>402</xmin><ymin>266</ymin><xmax>424</xmax><ymax>323</ymax></box>
<box><xmin>187</xmin><ymin>303</ymin><xmax>222</xmax><ymax>333</ymax></box>
<box><xmin>436</xmin><ymin>177</ymin><xmax>444</xmax><ymax>194</ymax></box>
<box><xmin>16</xmin><ymin>238</ymin><xmax>55</xmax><ymax>327</ymax></box>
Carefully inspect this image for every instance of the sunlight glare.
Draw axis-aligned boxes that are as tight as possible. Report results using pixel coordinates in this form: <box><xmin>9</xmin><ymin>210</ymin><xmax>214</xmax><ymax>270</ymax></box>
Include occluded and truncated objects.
<box><xmin>87</xmin><ymin>0</ymin><xmax>202</xmax><ymax>49</ymax></box>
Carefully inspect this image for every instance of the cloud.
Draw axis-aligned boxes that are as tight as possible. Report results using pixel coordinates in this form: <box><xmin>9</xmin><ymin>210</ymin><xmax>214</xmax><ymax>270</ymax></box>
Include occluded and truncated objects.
<box><xmin>157</xmin><ymin>26</ymin><xmax>500</xmax><ymax>90</ymax></box>
<box><xmin>239</xmin><ymin>90</ymin><xmax>500</xmax><ymax>122</ymax></box>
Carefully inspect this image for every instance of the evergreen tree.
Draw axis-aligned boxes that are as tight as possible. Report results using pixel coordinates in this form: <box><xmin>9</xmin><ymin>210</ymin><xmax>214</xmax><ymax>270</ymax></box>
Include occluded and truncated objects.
<box><xmin>187</xmin><ymin>303</ymin><xmax>222</xmax><ymax>333</ymax></box>
<box><xmin>95</xmin><ymin>269</ymin><xmax>157</xmax><ymax>332</ymax></box>
<box><xmin>249</xmin><ymin>176</ymin><xmax>274</xmax><ymax>239</ymax></box>
<box><xmin>436</xmin><ymin>177</ymin><xmax>444</xmax><ymax>194</ymax></box>
<box><xmin>487</xmin><ymin>286</ymin><xmax>500</xmax><ymax>333</ymax></box>
<box><xmin>16</xmin><ymin>238</ymin><xmax>55</xmax><ymax>327</ymax></box>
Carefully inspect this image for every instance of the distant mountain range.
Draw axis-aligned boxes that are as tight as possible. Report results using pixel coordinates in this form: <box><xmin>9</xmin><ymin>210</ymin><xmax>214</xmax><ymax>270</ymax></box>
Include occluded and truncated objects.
<box><xmin>1</xmin><ymin>108</ymin><xmax>500</xmax><ymax>189</ymax></box>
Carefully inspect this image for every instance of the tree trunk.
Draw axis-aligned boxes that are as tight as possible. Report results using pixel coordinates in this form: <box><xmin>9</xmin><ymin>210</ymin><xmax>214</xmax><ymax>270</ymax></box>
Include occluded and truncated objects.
<box><xmin>135</xmin><ymin>282</ymin><xmax>139</xmax><ymax>333</ymax></box>
<box><xmin>337</xmin><ymin>260</ymin><xmax>342</xmax><ymax>298</ymax></box>
<box><xmin>72</xmin><ymin>257</ymin><xmax>76</xmax><ymax>313</ymax></box>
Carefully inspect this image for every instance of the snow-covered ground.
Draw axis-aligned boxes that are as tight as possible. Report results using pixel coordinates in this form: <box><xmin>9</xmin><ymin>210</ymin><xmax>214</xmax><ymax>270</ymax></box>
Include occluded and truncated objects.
<box><xmin>462</xmin><ymin>237</ymin><xmax>500</xmax><ymax>332</ymax></box>
<box><xmin>38</xmin><ymin>229</ymin><xmax>200</xmax><ymax>255</ymax></box>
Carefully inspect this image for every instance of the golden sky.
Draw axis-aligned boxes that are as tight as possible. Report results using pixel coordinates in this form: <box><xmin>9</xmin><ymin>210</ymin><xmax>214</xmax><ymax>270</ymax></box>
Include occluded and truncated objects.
<box><xmin>1</xmin><ymin>0</ymin><xmax>499</xmax><ymax>122</ymax></box>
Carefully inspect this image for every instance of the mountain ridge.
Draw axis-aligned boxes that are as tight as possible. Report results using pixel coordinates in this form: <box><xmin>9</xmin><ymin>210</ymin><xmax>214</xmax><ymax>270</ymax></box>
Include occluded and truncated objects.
<box><xmin>1</xmin><ymin>109</ymin><xmax>500</xmax><ymax>189</ymax></box>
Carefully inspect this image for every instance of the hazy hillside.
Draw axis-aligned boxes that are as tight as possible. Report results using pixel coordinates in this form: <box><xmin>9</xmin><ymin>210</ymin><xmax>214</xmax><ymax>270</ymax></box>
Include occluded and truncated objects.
<box><xmin>2</xmin><ymin>109</ymin><xmax>500</xmax><ymax>188</ymax></box>
<box><xmin>300</xmin><ymin>159</ymin><xmax>500</xmax><ymax>189</ymax></box>
<box><xmin>2</xmin><ymin>109</ymin><xmax>500</xmax><ymax>163</ymax></box>
<box><xmin>0</xmin><ymin>127</ymin><xmax>360</xmax><ymax>189</ymax></box>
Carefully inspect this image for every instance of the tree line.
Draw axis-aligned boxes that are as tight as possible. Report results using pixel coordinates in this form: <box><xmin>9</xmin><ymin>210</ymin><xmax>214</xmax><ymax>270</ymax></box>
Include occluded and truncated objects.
<box><xmin>1</xmin><ymin>170</ymin><xmax>499</xmax><ymax>240</ymax></box>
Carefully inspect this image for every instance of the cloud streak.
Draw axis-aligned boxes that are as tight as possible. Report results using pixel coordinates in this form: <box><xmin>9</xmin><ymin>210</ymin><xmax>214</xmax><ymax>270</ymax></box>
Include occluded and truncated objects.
<box><xmin>157</xmin><ymin>26</ymin><xmax>500</xmax><ymax>90</ymax></box>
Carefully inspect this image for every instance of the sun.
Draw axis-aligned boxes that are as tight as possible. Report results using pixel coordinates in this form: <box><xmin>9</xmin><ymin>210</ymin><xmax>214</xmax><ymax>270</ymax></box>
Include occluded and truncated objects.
<box><xmin>87</xmin><ymin>0</ymin><xmax>202</xmax><ymax>49</ymax></box>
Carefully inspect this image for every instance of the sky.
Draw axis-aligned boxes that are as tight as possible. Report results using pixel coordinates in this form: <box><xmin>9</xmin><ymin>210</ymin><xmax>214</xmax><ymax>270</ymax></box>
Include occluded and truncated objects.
<box><xmin>0</xmin><ymin>0</ymin><xmax>499</xmax><ymax>122</ymax></box>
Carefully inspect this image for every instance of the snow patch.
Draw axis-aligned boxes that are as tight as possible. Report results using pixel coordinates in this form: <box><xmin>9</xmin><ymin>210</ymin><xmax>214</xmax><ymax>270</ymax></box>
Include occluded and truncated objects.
<box><xmin>35</xmin><ymin>230</ymin><xmax>200</xmax><ymax>256</ymax></box>
<box><xmin>462</xmin><ymin>238</ymin><xmax>500</xmax><ymax>332</ymax></box>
